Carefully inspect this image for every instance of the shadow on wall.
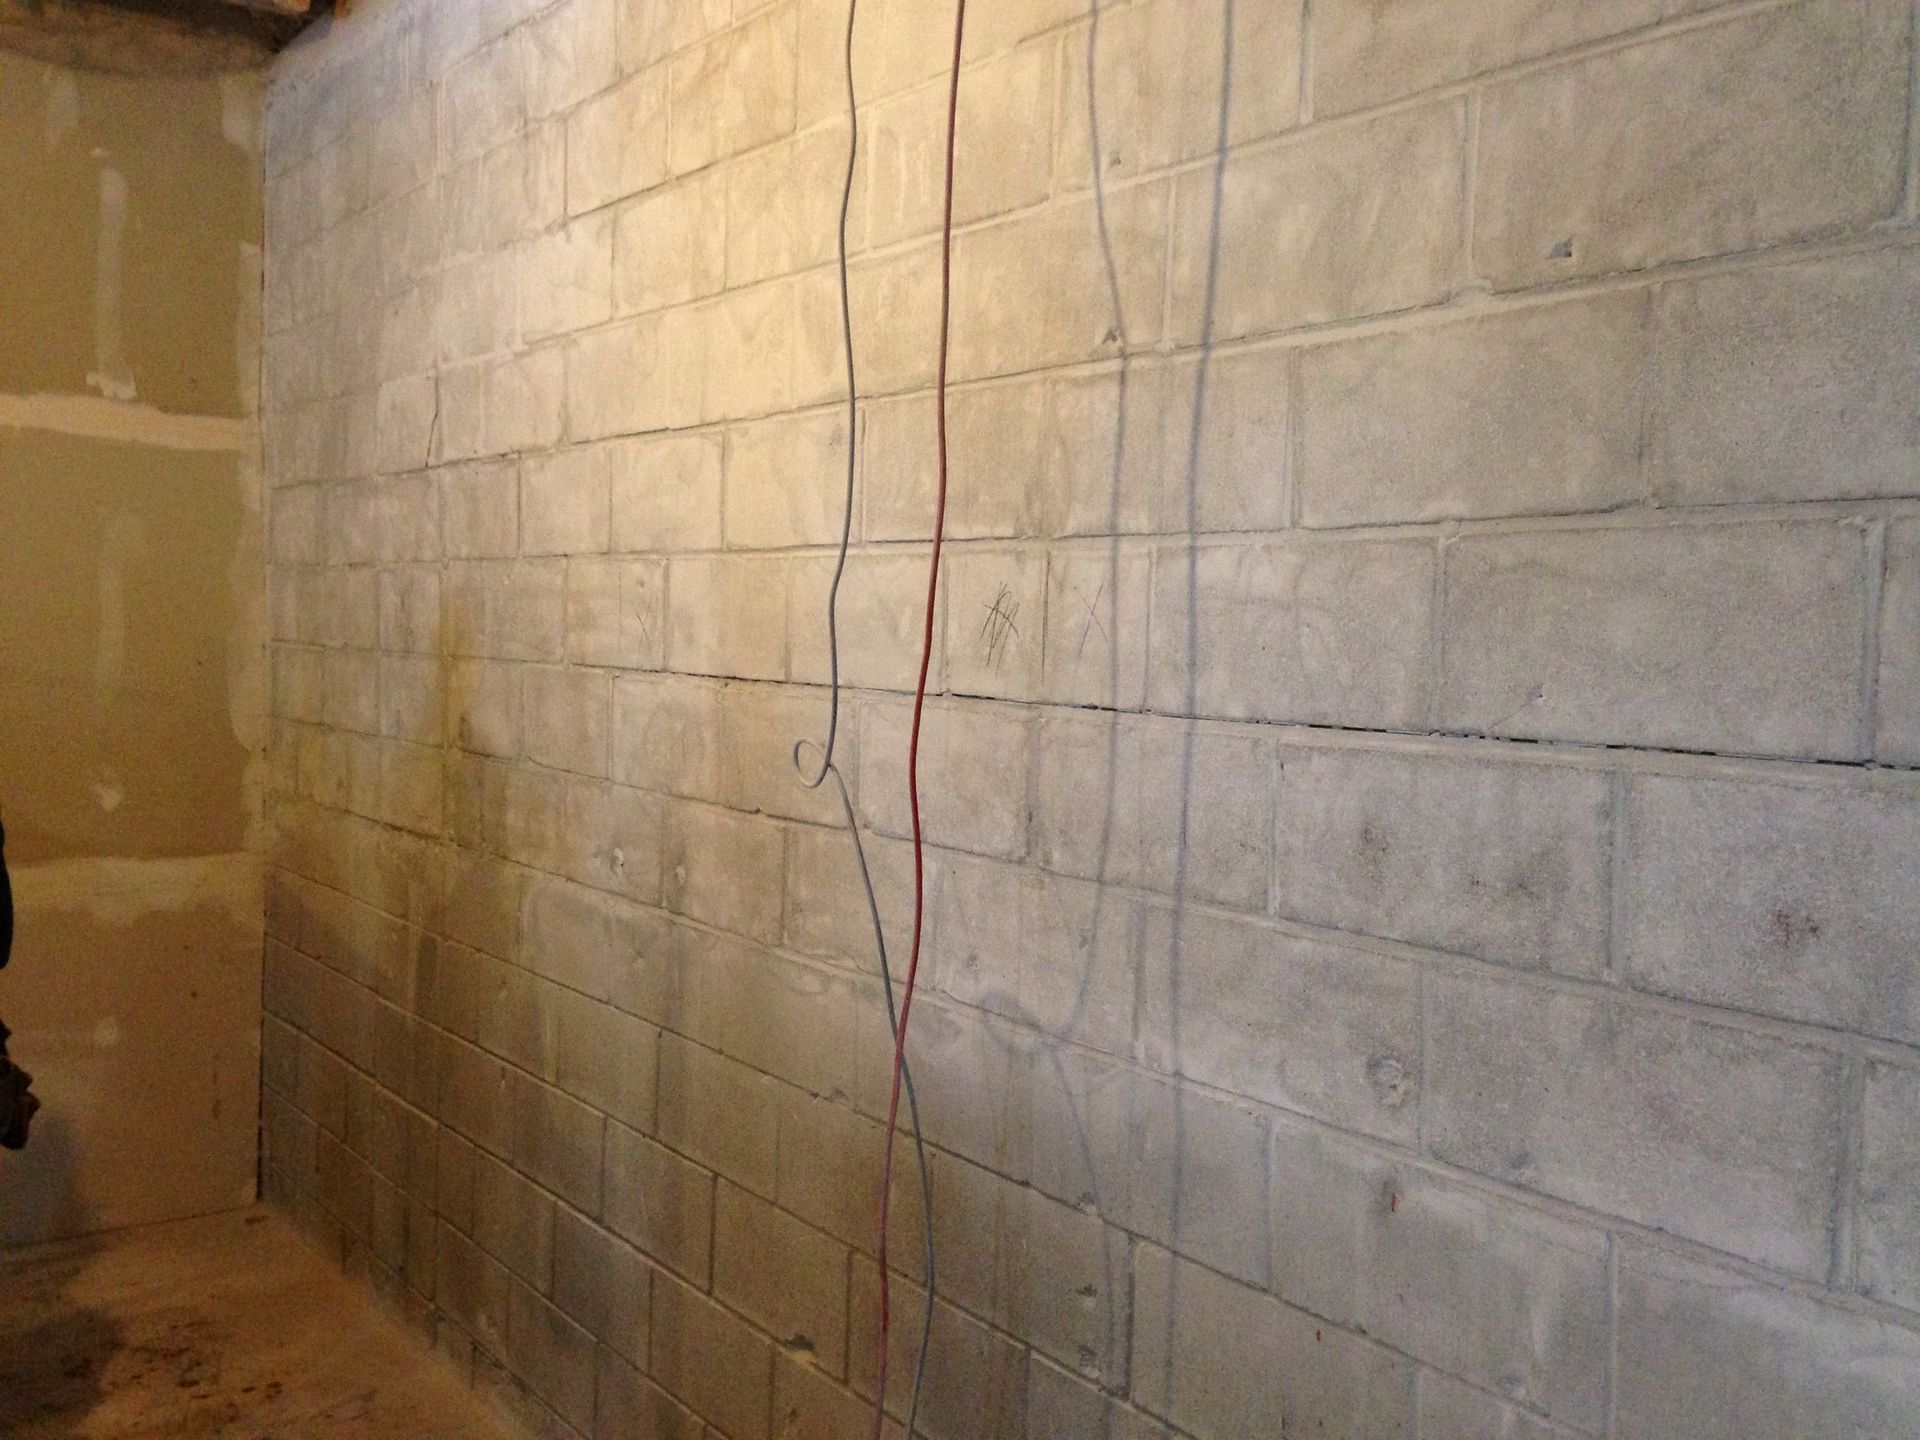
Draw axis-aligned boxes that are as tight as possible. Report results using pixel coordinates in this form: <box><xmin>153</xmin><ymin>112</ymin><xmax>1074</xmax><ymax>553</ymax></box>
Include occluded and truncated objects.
<box><xmin>928</xmin><ymin>0</ymin><xmax>1237</xmax><ymax>1417</ymax></box>
<box><xmin>0</xmin><ymin>1118</ymin><xmax>122</xmax><ymax>1440</ymax></box>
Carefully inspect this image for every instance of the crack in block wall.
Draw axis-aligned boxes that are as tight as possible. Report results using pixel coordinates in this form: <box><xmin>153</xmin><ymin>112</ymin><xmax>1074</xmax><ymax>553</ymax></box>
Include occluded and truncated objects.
<box><xmin>257</xmin><ymin>1</ymin><xmax>1920</xmax><ymax>1437</ymax></box>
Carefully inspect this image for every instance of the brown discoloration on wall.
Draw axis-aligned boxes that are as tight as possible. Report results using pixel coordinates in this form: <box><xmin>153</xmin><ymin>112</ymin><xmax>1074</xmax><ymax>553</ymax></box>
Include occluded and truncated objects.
<box><xmin>0</xmin><ymin>434</ymin><xmax>250</xmax><ymax>863</ymax></box>
<box><xmin>0</xmin><ymin>49</ymin><xmax>261</xmax><ymax>414</ymax></box>
<box><xmin>0</xmin><ymin>857</ymin><xmax>262</xmax><ymax>1245</ymax></box>
<box><xmin>0</xmin><ymin>42</ymin><xmax>264</xmax><ymax>1247</ymax></box>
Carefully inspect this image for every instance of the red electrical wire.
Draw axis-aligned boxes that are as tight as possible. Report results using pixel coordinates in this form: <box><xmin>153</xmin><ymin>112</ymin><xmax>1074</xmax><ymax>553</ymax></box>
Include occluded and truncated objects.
<box><xmin>872</xmin><ymin>0</ymin><xmax>966</xmax><ymax>1432</ymax></box>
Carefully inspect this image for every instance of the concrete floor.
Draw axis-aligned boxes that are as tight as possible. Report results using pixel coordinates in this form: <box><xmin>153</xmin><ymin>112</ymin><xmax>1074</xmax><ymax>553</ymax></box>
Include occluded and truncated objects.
<box><xmin>0</xmin><ymin>1207</ymin><xmax>520</xmax><ymax>1440</ymax></box>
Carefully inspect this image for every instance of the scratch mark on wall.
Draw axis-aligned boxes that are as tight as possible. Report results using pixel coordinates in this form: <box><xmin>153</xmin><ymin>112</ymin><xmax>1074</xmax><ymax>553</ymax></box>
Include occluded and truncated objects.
<box><xmin>95</xmin><ymin>506</ymin><xmax>146</xmax><ymax>705</ymax></box>
<box><xmin>44</xmin><ymin>70</ymin><xmax>79</xmax><ymax>148</ymax></box>
<box><xmin>88</xmin><ymin>166</ymin><xmax>137</xmax><ymax>404</ymax></box>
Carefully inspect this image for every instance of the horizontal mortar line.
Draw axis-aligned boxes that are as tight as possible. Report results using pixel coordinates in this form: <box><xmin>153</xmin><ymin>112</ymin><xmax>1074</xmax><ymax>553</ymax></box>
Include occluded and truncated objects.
<box><xmin>266</xmin><ymin>490</ymin><xmax>1920</xmax><ymax>558</ymax></box>
<box><xmin>264</xmin><ymin>669</ymin><xmax>1920</xmax><ymax>789</ymax></box>
<box><xmin>268</xmin><ymin>784</ymin><xmax>1920</xmax><ymax>1079</ymax></box>
<box><xmin>262</xmin><ymin>903</ymin><xmax>1920</xmax><ymax>1353</ymax></box>
<box><xmin>267</xmin><ymin>223</ymin><xmax>1920</xmax><ymax>441</ymax></box>
<box><xmin>0</xmin><ymin>392</ymin><xmax>255</xmax><ymax>453</ymax></box>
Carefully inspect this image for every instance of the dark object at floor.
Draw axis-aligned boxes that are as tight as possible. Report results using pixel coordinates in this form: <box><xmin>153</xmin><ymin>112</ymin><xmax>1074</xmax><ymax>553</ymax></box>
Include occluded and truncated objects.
<box><xmin>0</xmin><ymin>1020</ymin><xmax>36</xmax><ymax>1151</ymax></box>
<box><xmin>0</xmin><ymin>819</ymin><xmax>26</xmax><ymax>1150</ymax></box>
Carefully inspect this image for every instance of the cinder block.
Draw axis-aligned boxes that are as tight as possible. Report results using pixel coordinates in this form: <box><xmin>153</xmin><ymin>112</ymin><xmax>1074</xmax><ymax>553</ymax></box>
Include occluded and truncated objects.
<box><xmin>550</xmin><ymin>983</ymin><xmax>658</xmax><ymax>1131</ymax></box>
<box><xmin>522</xmin><ymin>665</ymin><xmax>612</xmax><ymax>776</ymax></box>
<box><xmin>1272</xmin><ymin>746</ymin><xmax>1612</xmax><ymax>977</ymax></box>
<box><xmin>1028</xmin><ymin>1052</ymin><xmax>1270</xmax><ymax>1288</ymax></box>
<box><xmin>1425</xmin><ymin>971</ymin><xmax>1845</xmax><ymax>1277</ymax></box>
<box><xmin>566</xmin><ymin>67</ymin><xmax>669</xmax><ymax>215</ymax></box>
<box><xmin>486</xmin><ymin>347</ymin><xmax>567</xmax><ymax>457</ymax></box>
<box><xmin>1860</xmin><ymin>1062</ymin><xmax>1920</xmax><ymax>1312</ymax></box>
<box><xmin>1651</xmin><ymin>250</ymin><xmax>1920</xmax><ymax>506</ymax></box>
<box><xmin>1058</xmin><ymin>0</ymin><xmax>1302</xmax><ymax>184</ymax></box>
<box><xmin>568</xmin><ymin>308</ymin><xmax>709</xmax><ymax>440</ymax></box>
<box><xmin>376</xmin><ymin>378</ymin><xmax>438</xmax><ymax>476</ymax></box>
<box><xmin>848</xmin><ymin>1264</ymin><xmax>1030</xmax><ymax>1440</ymax></box>
<box><xmin>942</xmin><ymin>545</ymin><xmax>1047</xmax><ymax>701</ymax></box>
<box><xmin>1147</xmin><ymin>536</ymin><xmax>1436</xmax><ymax>730</ymax></box>
<box><xmin>851</xmin><ymin>993</ymin><xmax>1033</xmax><ymax>1184</ymax></box>
<box><xmin>522</xmin><ymin>0</ymin><xmax>618</xmax><ymax>121</ymax></box>
<box><xmin>857</xmin><ymin>697</ymin><xmax>1030</xmax><ymax>861</ymax></box>
<box><xmin>1041</xmin><ymin>361</ymin><xmax>1168</xmax><ymax>540</ymax></box>
<box><xmin>1297</xmin><ymin>293</ymin><xmax>1648</xmax><ymax>527</ymax></box>
<box><xmin>612</xmin><ymin>168</ymin><xmax>727</xmax><ymax>315</ymax></box>
<box><xmin>611</xmin><ymin>673</ymin><xmax>726</xmax><ymax>800</ymax></box>
<box><xmin>1474</xmin><ymin>3</ymin><xmax>1908</xmax><ymax>289</ymax></box>
<box><xmin>661</xmin><ymin>799</ymin><xmax>786</xmax><ymax>942</ymax></box>
<box><xmin>1138</xmin><ymin>907</ymin><xmax>1422</xmax><ymax>1144</ymax></box>
<box><xmin>521</xmin><ymin>874</ymin><xmax>626</xmax><ymax>1002</ymax></box>
<box><xmin>603</xmin><ymin>1119</ymin><xmax>715</xmax><ymax>1285</ymax></box>
<box><xmin>449</xmin><ymin>558</ymin><xmax>568</xmax><ymax>663</ymax></box>
<box><xmin>864</xmin><ymin>380</ymin><xmax>1049</xmax><ymax>542</ymax></box>
<box><xmin>438</xmin><ymin>1220</ymin><xmax>513</xmax><ymax>1354</ymax></box>
<box><xmin>1438</xmin><ymin>521</ymin><xmax>1867</xmax><ymax>759</ymax></box>
<box><xmin>1040</xmin><ymin>539</ymin><xmax>1153</xmax><ymax>711</ymax></box>
<box><xmin>1876</xmin><ymin>520</ymin><xmax>1920</xmax><ymax>765</ymax></box>
<box><xmin>726</xmin><ymin>123</ymin><xmax>856</xmax><ymax>288</ymax></box>
<box><xmin>1170</xmin><ymin>103</ymin><xmax>1462</xmax><ymax>342</ymax></box>
<box><xmin>512</xmin><ymin>1071</ymin><xmax>606</xmax><ymax>1216</ymax></box>
<box><xmin>1623</xmin><ymin>773</ymin><xmax>1920</xmax><ymax>1043</ymax></box>
<box><xmin>564</xmin><ymin>557</ymin><xmax>666</xmax><ymax>670</ymax></box>
<box><xmin>780</xmin><ymin>822</ymin><xmax>916</xmax><ymax>974</ymax></box>
<box><xmin>520</xmin><ymin>216</ymin><xmax>615</xmax><ymax>346</ymax></box>
<box><xmin>715</xmin><ymin>1181</ymin><xmax>850</xmax><ymax>1374</ymax></box>
<box><xmin>1132</xmin><ymin>1243</ymin><xmax>1414</xmax><ymax>1440</ymax></box>
<box><xmin>667</xmin><ymin>553</ymin><xmax>789</xmax><ymax>680</ymax></box>
<box><xmin>609</xmin><ymin>431</ymin><xmax>723</xmax><ymax>552</ymax></box>
<box><xmin>438</xmin><ymin>252</ymin><xmax>520</xmax><ymax>364</ymax></box>
<box><xmin>771</xmin><ymin>1351</ymin><xmax>872</xmax><ymax>1440</ymax></box>
<box><xmin>1415</xmin><ymin>1370</ymin><xmax>1586</xmax><ymax>1440</ymax></box>
<box><xmin>507</xmin><ymin>1279</ymin><xmax>597</xmax><ymax>1432</ymax></box>
<box><xmin>382</xmin><ymin>565</ymin><xmax>442</xmax><ymax>653</ymax></box>
<box><xmin>669</xmin><ymin>5</ymin><xmax>797</xmax><ymax>176</ymax></box>
<box><xmin>559</xmin><ymin>776</ymin><xmax>664</xmax><ymax>903</ymax></box>
<box><xmin>789</xmin><ymin>548</ymin><xmax>940</xmax><ymax>693</ymax></box>
<box><xmin>1613</xmin><ymin>1240</ymin><xmax>1920</xmax><ymax>1439</ymax></box>
<box><xmin>438</xmin><ymin>1036</ymin><xmax>516</xmax><ymax>1158</ymax></box>
<box><xmin>440</xmin><ymin>34</ymin><xmax>526</xmax><ymax>169</ymax></box>
<box><xmin>1033</xmin><ymin>711</ymin><xmax>1274</xmax><ymax>914</ymax></box>
<box><xmin>953</xmin><ymin>182</ymin><xmax>1167</xmax><ymax>382</ymax></box>
<box><xmin>1269</xmin><ymin>1119</ymin><xmax>1608</xmax><ymax>1429</ymax></box>
<box><xmin>656</xmin><ymin>1033</ymin><xmax>782</xmax><ymax>1197</ymax></box>
<box><xmin>1028</xmin><ymin>1352</ymin><xmax>1175</xmax><ymax>1440</ymax></box>
<box><xmin>724</xmin><ymin>407</ymin><xmax>853</xmax><ymax>550</ymax></box>
<box><xmin>931</xmin><ymin>857</ymin><xmax>1141</xmax><ymax>1059</ymax></box>
<box><xmin>775</xmin><ymin>1089</ymin><xmax>885</xmax><ymax>1252</ymax></box>
<box><xmin>447</xmin><ymin>659</ymin><xmax>522</xmax><ymax>757</ymax></box>
<box><xmin>863</xmin><ymin>39</ymin><xmax>1053</xmax><ymax>248</ymax></box>
<box><xmin>615</xmin><ymin>0</ymin><xmax>729</xmax><ymax>74</ymax></box>
<box><xmin>651</xmin><ymin>1270</ymin><xmax>776</xmax><ymax>1440</ymax></box>
<box><xmin>1313</xmin><ymin>0</ymin><xmax>1681</xmax><ymax>115</ymax></box>
<box><xmin>703</xmin><ymin>280</ymin><xmax>797</xmax><ymax>423</ymax></box>
<box><xmin>596</xmin><ymin>1350</ymin><xmax>703</xmax><ymax>1440</ymax></box>
<box><xmin>716</xmin><ymin>682</ymin><xmax>848</xmax><ymax>827</ymax></box>
<box><xmin>473</xmin><ymin>1149</ymin><xmax>556</xmax><ymax>1291</ymax></box>
<box><xmin>443</xmin><ymin>460</ymin><xmax>521</xmax><ymax>559</ymax></box>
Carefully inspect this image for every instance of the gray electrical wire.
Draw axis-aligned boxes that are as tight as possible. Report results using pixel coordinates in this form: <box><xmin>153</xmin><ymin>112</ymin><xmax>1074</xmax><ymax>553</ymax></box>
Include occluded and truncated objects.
<box><xmin>788</xmin><ymin>0</ymin><xmax>936</xmax><ymax>1430</ymax></box>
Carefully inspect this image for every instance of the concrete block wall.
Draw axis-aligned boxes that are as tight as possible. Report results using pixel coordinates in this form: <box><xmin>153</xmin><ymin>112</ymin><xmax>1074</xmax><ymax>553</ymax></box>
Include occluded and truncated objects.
<box><xmin>258</xmin><ymin>0</ymin><xmax>1920</xmax><ymax>1436</ymax></box>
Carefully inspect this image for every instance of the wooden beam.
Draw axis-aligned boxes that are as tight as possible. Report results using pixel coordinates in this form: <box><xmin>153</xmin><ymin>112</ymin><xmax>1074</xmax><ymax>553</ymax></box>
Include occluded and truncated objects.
<box><xmin>219</xmin><ymin>0</ymin><xmax>310</xmax><ymax>12</ymax></box>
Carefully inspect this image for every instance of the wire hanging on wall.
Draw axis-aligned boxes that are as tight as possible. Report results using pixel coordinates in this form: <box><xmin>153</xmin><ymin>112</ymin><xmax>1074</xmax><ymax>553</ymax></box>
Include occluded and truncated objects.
<box><xmin>786</xmin><ymin>0</ymin><xmax>937</xmax><ymax>1433</ymax></box>
<box><xmin>869</xmin><ymin>1</ymin><xmax>967</xmax><ymax>1435</ymax></box>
